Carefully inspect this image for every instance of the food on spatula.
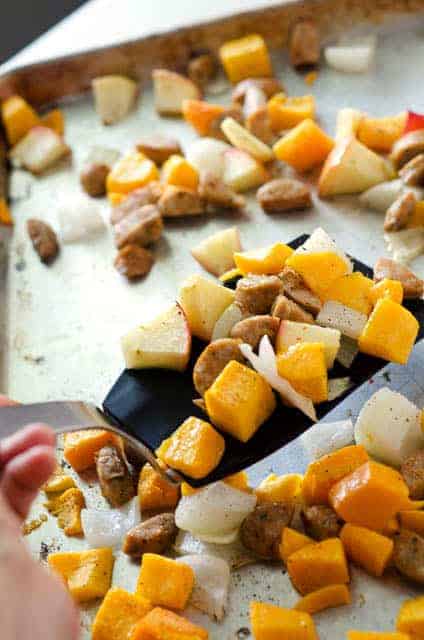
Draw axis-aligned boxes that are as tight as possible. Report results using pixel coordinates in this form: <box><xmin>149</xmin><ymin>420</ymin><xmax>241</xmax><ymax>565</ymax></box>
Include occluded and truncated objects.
<box><xmin>193</xmin><ymin>338</ymin><xmax>244</xmax><ymax>396</ymax></box>
<box><xmin>152</xmin><ymin>69</ymin><xmax>201</xmax><ymax>115</ymax></box>
<box><xmin>179</xmin><ymin>274</ymin><xmax>235</xmax><ymax>341</ymax></box>
<box><xmin>231</xmin><ymin>315</ymin><xmax>279</xmax><ymax>350</ymax></box>
<box><xmin>272</xmin><ymin>295</ymin><xmax>315</xmax><ymax>324</ymax></box>
<box><xmin>276</xmin><ymin>321</ymin><xmax>340</xmax><ymax>369</ymax></box>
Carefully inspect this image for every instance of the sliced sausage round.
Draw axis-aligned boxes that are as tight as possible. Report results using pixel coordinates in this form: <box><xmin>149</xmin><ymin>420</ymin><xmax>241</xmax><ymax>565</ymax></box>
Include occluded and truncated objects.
<box><xmin>27</xmin><ymin>219</ymin><xmax>59</xmax><ymax>264</ymax></box>
<box><xmin>110</xmin><ymin>182</ymin><xmax>163</xmax><ymax>226</ymax></box>
<box><xmin>280</xmin><ymin>267</ymin><xmax>322</xmax><ymax>316</ymax></box>
<box><xmin>80</xmin><ymin>163</ymin><xmax>109</xmax><ymax>197</ymax></box>
<box><xmin>302</xmin><ymin>505</ymin><xmax>342</xmax><ymax>541</ymax></box>
<box><xmin>271</xmin><ymin>294</ymin><xmax>315</xmax><ymax>324</ymax></box>
<box><xmin>123</xmin><ymin>512</ymin><xmax>177</xmax><ymax>558</ymax></box>
<box><xmin>230</xmin><ymin>315</ymin><xmax>280</xmax><ymax>349</ymax></box>
<box><xmin>257</xmin><ymin>178</ymin><xmax>312</xmax><ymax>213</ymax></box>
<box><xmin>235</xmin><ymin>275</ymin><xmax>283</xmax><ymax>315</ymax></box>
<box><xmin>289</xmin><ymin>20</ymin><xmax>320</xmax><ymax>68</ymax></box>
<box><xmin>393</xmin><ymin>529</ymin><xmax>424</xmax><ymax>585</ymax></box>
<box><xmin>401</xmin><ymin>449</ymin><xmax>424</xmax><ymax>500</ymax></box>
<box><xmin>114</xmin><ymin>245</ymin><xmax>154</xmax><ymax>280</ymax></box>
<box><xmin>241</xmin><ymin>502</ymin><xmax>295</xmax><ymax>560</ymax></box>
<box><xmin>136</xmin><ymin>135</ymin><xmax>182</xmax><ymax>166</ymax></box>
<box><xmin>158</xmin><ymin>185</ymin><xmax>205</xmax><ymax>218</ymax></box>
<box><xmin>193</xmin><ymin>338</ymin><xmax>244</xmax><ymax>396</ymax></box>
<box><xmin>95</xmin><ymin>445</ymin><xmax>135</xmax><ymax>507</ymax></box>
<box><xmin>373</xmin><ymin>257</ymin><xmax>424</xmax><ymax>299</ymax></box>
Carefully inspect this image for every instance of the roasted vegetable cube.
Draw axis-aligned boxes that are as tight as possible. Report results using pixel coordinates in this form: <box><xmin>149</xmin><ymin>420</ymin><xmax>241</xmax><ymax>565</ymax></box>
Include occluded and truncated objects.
<box><xmin>162</xmin><ymin>154</ymin><xmax>199</xmax><ymax>191</ymax></box>
<box><xmin>41</xmin><ymin>108</ymin><xmax>65</xmax><ymax>135</ymax></box>
<box><xmin>276</xmin><ymin>343</ymin><xmax>328</xmax><ymax>404</ymax></box>
<box><xmin>64</xmin><ymin>429</ymin><xmax>117</xmax><ymax>472</ymax></box>
<box><xmin>255</xmin><ymin>473</ymin><xmax>303</xmax><ymax>504</ymax></box>
<box><xmin>107</xmin><ymin>151</ymin><xmax>159</xmax><ymax>195</ymax></box>
<box><xmin>1</xmin><ymin>95</ymin><xmax>40</xmax><ymax>145</ymax></box>
<box><xmin>219</xmin><ymin>34</ymin><xmax>272</xmax><ymax>84</ymax></box>
<box><xmin>182</xmin><ymin>99</ymin><xmax>225</xmax><ymax>136</ymax></box>
<box><xmin>45</xmin><ymin>487</ymin><xmax>85</xmax><ymax>536</ymax></box>
<box><xmin>43</xmin><ymin>466</ymin><xmax>76</xmax><ymax>493</ymax></box>
<box><xmin>234</xmin><ymin>242</ymin><xmax>293</xmax><ymax>275</ymax></box>
<box><xmin>138</xmin><ymin>462</ymin><xmax>180</xmax><ymax>512</ymax></box>
<box><xmin>273</xmin><ymin>119</ymin><xmax>334</xmax><ymax>173</ymax></box>
<box><xmin>92</xmin><ymin>587</ymin><xmax>152</xmax><ymax>640</ymax></box>
<box><xmin>357</xmin><ymin>113</ymin><xmax>406</xmax><ymax>153</ymax></box>
<box><xmin>131</xmin><ymin>607</ymin><xmax>208</xmax><ymax>640</ymax></box>
<box><xmin>322</xmin><ymin>272</ymin><xmax>373</xmax><ymax>315</ymax></box>
<box><xmin>250</xmin><ymin>601</ymin><xmax>318</xmax><ymax>640</ymax></box>
<box><xmin>368</xmin><ymin>278</ymin><xmax>403</xmax><ymax>306</ymax></box>
<box><xmin>0</xmin><ymin>199</ymin><xmax>13</xmax><ymax>225</ymax></box>
<box><xmin>136</xmin><ymin>553</ymin><xmax>194</xmax><ymax>610</ymax></box>
<box><xmin>399</xmin><ymin>510</ymin><xmax>424</xmax><ymax>536</ymax></box>
<box><xmin>287</xmin><ymin>538</ymin><xmax>349</xmax><ymax>595</ymax></box>
<box><xmin>347</xmin><ymin>633</ymin><xmax>410</xmax><ymax>640</ymax></box>
<box><xmin>286</xmin><ymin>250</ymin><xmax>349</xmax><ymax>300</ymax></box>
<box><xmin>268</xmin><ymin>94</ymin><xmax>315</xmax><ymax>131</ymax></box>
<box><xmin>279</xmin><ymin>528</ymin><xmax>314</xmax><ymax>564</ymax></box>
<box><xmin>397</xmin><ymin>595</ymin><xmax>424</xmax><ymax>638</ymax></box>
<box><xmin>294</xmin><ymin>584</ymin><xmax>351</xmax><ymax>615</ymax></box>
<box><xmin>48</xmin><ymin>548</ymin><xmax>114</xmax><ymax>603</ymax></box>
<box><xmin>340</xmin><ymin>523</ymin><xmax>393</xmax><ymax>577</ymax></box>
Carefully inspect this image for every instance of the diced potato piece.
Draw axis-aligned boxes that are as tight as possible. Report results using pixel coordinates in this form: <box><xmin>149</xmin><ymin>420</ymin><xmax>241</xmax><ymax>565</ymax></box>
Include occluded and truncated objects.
<box><xmin>250</xmin><ymin>601</ymin><xmax>318</xmax><ymax>640</ymax></box>
<box><xmin>162</xmin><ymin>154</ymin><xmax>199</xmax><ymax>191</ymax></box>
<box><xmin>221</xmin><ymin>117</ymin><xmax>273</xmax><ymax>162</ymax></box>
<box><xmin>234</xmin><ymin>242</ymin><xmax>293</xmax><ymax>275</ymax></box>
<box><xmin>322</xmin><ymin>272</ymin><xmax>373</xmax><ymax>315</ymax></box>
<box><xmin>106</xmin><ymin>151</ymin><xmax>159</xmax><ymax>195</ymax></box>
<box><xmin>329</xmin><ymin>461</ymin><xmax>410</xmax><ymax>531</ymax></box>
<box><xmin>9</xmin><ymin>126</ymin><xmax>69</xmax><ymax>174</ymax></box>
<box><xmin>138</xmin><ymin>462</ymin><xmax>180</xmax><ymax>512</ymax></box>
<box><xmin>92</xmin><ymin>75</ymin><xmax>138</xmax><ymax>125</ymax></box>
<box><xmin>131</xmin><ymin>607</ymin><xmax>208</xmax><ymax>640</ymax></box>
<box><xmin>280</xmin><ymin>528</ymin><xmax>314</xmax><ymax>564</ymax></box>
<box><xmin>358</xmin><ymin>298</ymin><xmax>418</xmax><ymax>364</ymax></box>
<box><xmin>205</xmin><ymin>360</ymin><xmax>276</xmax><ymax>442</ymax></box>
<box><xmin>368</xmin><ymin>278</ymin><xmax>403</xmax><ymax>306</ymax></box>
<box><xmin>92</xmin><ymin>587</ymin><xmax>152</xmax><ymax>640</ymax></box>
<box><xmin>347</xmin><ymin>633</ymin><xmax>410</xmax><ymax>640</ymax></box>
<box><xmin>399</xmin><ymin>510</ymin><xmax>424</xmax><ymax>536</ymax></box>
<box><xmin>276</xmin><ymin>343</ymin><xmax>328</xmax><ymax>404</ymax></box>
<box><xmin>302</xmin><ymin>445</ymin><xmax>369</xmax><ymax>506</ymax></box>
<box><xmin>294</xmin><ymin>584</ymin><xmax>351</xmax><ymax>615</ymax></box>
<box><xmin>1</xmin><ymin>95</ymin><xmax>40</xmax><ymax>145</ymax></box>
<box><xmin>341</xmin><ymin>523</ymin><xmax>393</xmax><ymax>577</ymax></box>
<box><xmin>255</xmin><ymin>473</ymin><xmax>303</xmax><ymax>504</ymax></box>
<box><xmin>182</xmin><ymin>99</ymin><xmax>225</xmax><ymax>136</ymax></box>
<box><xmin>41</xmin><ymin>108</ymin><xmax>65</xmax><ymax>135</ymax></box>
<box><xmin>191</xmin><ymin>227</ymin><xmax>241</xmax><ymax>277</ymax></box>
<box><xmin>136</xmin><ymin>553</ymin><xmax>194</xmax><ymax>610</ymax></box>
<box><xmin>286</xmin><ymin>251</ymin><xmax>352</xmax><ymax>300</ymax></box>
<box><xmin>273</xmin><ymin>119</ymin><xmax>334</xmax><ymax>172</ymax></box>
<box><xmin>0</xmin><ymin>198</ymin><xmax>13</xmax><ymax>225</ymax></box>
<box><xmin>45</xmin><ymin>487</ymin><xmax>85</xmax><ymax>536</ymax></box>
<box><xmin>152</xmin><ymin>70</ymin><xmax>201</xmax><ymax>116</ymax></box>
<box><xmin>219</xmin><ymin>34</ymin><xmax>272</xmax><ymax>84</ymax></box>
<box><xmin>357</xmin><ymin>113</ymin><xmax>406</xmax><ymax>153</ymax></box>
<box><xmin>43</xmin><ymin>465</ymin><xmax>76</xmax><ymax>493</ymax></box>
<box><xmin>268</xmin><ymin>94</ymin><xmax>315</xmax><ymax>131</ymax></box>
<box><xmin>64</xmin><ymin>430</ymin><xmax>117</xmax><ymax>472</ymax></box>
<box><xmin>397</xmin><ymin>595</ymin><xmax>424</xmax><ymax>638</ymax></box>
<box><xmin>48</xmin><ymin>548</ymin><xmax>114</xmax><ymax>603</ymax></box>
<box><xmin>287</xmin><ymin>538</ymin><xmax>349</xmax><ymax>595</ymax></box>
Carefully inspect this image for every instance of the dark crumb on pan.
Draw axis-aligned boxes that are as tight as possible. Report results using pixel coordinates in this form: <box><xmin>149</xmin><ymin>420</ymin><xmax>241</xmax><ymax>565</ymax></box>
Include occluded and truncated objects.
<box><xmin>383</xmin><ymin>371</ymin><xmax>392</xmax><ymax>382</ymax></box>
<box><xmin>236</xmin><ymin>628</ymin><xmax>251</xmax><ymax>638</ymax></box>
<box><xmin>60</xmin><ymin>460</ymin><xmax>72</xmax><ymax>470</ymax></box>
<box><xmin>39</xmin><ymin>539</ymin><xmax>61</xmax><ymax>561</ymax></box>
<box><xmin>23</xmin><ymin>354</ymin><xmax>45</xmax><ymax>365</ymax></box>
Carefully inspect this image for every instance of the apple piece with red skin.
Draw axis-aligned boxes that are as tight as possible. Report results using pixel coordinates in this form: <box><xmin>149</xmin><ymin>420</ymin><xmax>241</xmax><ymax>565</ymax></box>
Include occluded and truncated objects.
<box><xmin>223</xmin><ymin>148</ymin><xmax>268</xmax><ymax>193</ymax></box>
<box><xmin>276</xmin><ymin>320</ymin><xmax>341</xmax><ymax>369</ymax></box>
<box><xmin>404</xmin><ymin>110</ymin><xmax>424</xmax><ymax>135</ymax></box>
<box><xmin>191</xmin><ymin>226</ymin><xmax>241</xmax><ymax>277</ymax></box>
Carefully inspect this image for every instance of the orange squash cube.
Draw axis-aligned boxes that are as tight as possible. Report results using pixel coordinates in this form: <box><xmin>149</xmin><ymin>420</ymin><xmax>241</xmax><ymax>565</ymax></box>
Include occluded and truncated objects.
<box><xmin>357</xmin><ymin>113</ymin><xmax>406</xmax><ymax>153</ymax></box>
<box><xmin>358</xmin><ymin>298</ymin><xmax>418</xmax><ymax>364</ymax></box>
<box><xmin>1</xmin><ymin>95</ymin><xmax>40</xmax><ymax>145</ymax></box>
<box><xmin>138</xmin><ymin>462</ymin><xmax>180</xmax><ymax>512</ymax></box>
<box><xmin>234</xmin><ymin>242</ymin><xmax>293</xmax><ymax>275</ymax></box>
<box><xmin>287</xmin><ymin>538</ymin><xmax>349</xmax><ymax>595</ymax></box>
<box><xmin>340</xmin><ymin>524</ymin><xmax>394</xmax><ymax>577</ymax></box>
<box><xmin>92</xmin><ymin>587</ymin><xmax>152</xmax><ymax>640</ymax></box>
<box><xmin>406</xmin><ymin>200</ymin><xmax>424</xmax><ymax>228</ymax></box>
<box><xmin>45</xmin><ymin>487</ymin><xmax>85</xmax><ymax>536</ymax></box>
<box><xmin>277</xmin><ymin>342</ymin><xmax>328</xmax><ymax>404</ymax></box>
<box><xmin>329</xmin><ymin>461</ymin><xmax>410</xmax><ymax>531</ymax></box>
<box><xmin>279</xmin><ymin>527</ymin><xmax>314</xmax><ymax>564</ymax></box>
<box><xmin>224</xmin><ymin>470</ymin><xmax>251</xmax><ymax>492</ymax></box>
<box><xmin>156</xmin><ymin>416</ymin><xmax>225</xmax><ymax>479</ymax></box>
<box><xmin>250</xmin><ymin>601</ymin><xmax>318</xmax><ymax>640</ymax></box>
<box><xmin>43</xmin><ymin>465</ymin><xmax>76</xmax><ymax>493</ymax></box>
<box><xmin>399</xmin><ymin>510</ymin><xmax>424</xmax><ymax>536</ymax></box>
<box><xmin>347</xmin><ymin>633</ymin><xmax>410</xmax><ymax>640</ymax></box>
<box><xmin>41</xmin><ymin>108</ymin><xmax>65</xmax><ymax>135</ymax></box>
<box><xmin>219</xmin><ymin>34</ymin><xmax>272</xmax><ymax>84</ymax></box>
<box><xmin>106</xmin><ymin>151</ymin><xmax>159</xmax><ymax>194</ymax></box>
<box><xmin>0</xmin><ymin>198</ymin><xmax>13</xmax><ymax>226</ymax></box>
<box><xmin>255</xmin><ymin>473</ymin><xmax>303</xmax><ymax>504</ymax></box>
<box><xmin>131</xmin><ymin>607</ymin><xmax>208</xmax><ymax>640</ymax></box>
<box><xmin>63</xmin><ymin>429</ymin><xmax>117</xmax><ymax>472</ymax></box>
<box><xmin>205</xmin><ymin>360</ymin><xmax>276</xmax><ymax>442</ymax></box>
<box><xmin>268</xmin><ymin>94</ymin><xmax>315</xmax><ymax>131</ymax></box>
<box><xmin>286</xmin><ymin>250</ymin><xmax>349</xmax><ymax>300</ymax></box>
<box><xmin>48</xmin><ymin>548</ymin><xmax>114</xmax><ymax>603</ymax></box>
<box><xmin>136</xmin><ymin>554</ymin><xmax>194</xmax><ymax>610</ymax></box>
<box><xmin>294</xmin><ymin>584</ymin><xmax>351</xmax><ymax>615</ymax></box>
<box><xmin>397</xmin><ymin>595</ymin><xmax>424</xmax><ymax>638</ymax></box>
<box><xmin>273</xmin><ymin>119</ymin><xmax>334</xmax><ymax>173</ymax></box>
<box><xmin>368</xmin><ymin>278</ymin><xmax>403</xmax><ymax>306</ymax></box>
<box><xmin>108</xmin><ymin>192</ymin><xmax>127</xmax><ymax>207</ymax></box>
<box><xmin>182</xmin><ymin>99</ymin><xmax>225</xmax><ymax>136</ymax></box>
<box><xmin>322</xmin><ymin>272</ymin><xmax>373</xmax><ymax>316</ymax></box>
<box><xmin>161</xmin><ymin>154</ymin><xmax>199</xmax><ymax>191</ymax></box>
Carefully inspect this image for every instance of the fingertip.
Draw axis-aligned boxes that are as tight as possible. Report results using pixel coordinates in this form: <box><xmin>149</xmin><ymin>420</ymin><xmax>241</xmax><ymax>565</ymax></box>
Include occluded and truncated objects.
<box><xmin>25</xmin><ymin>423</ymin><xmax>56</xmax><ymax>448</ymax></box>
<box><xmin>0</xmin><ymin>422</ymin><xmax>56</xmax><ymax>465</ymax></box>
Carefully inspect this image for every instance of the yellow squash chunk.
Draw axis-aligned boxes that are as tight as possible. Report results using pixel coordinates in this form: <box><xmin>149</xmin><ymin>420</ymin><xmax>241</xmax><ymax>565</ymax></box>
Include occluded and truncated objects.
<box><xmin>255</xmin><ymin>473</ymin><xmax>303</xmax><ymax>504</ymax></box>
<box><xmin>109</xmin><ymin>192</ymin><xmax>127</xmax><ymax>207</ymax></box>
<box><xmin>407</xmin><ymin>200</ymin><xmax>424</xmax><ymax>228</ymax></box>
<box><xmin>368</xmin><ymin>279</ymin><xmax>403</xmax><ymax>306</ymax></box>
<box><xmin>302</xmin><ymin>444</ymin><xmax>369</xmax><ymax>506</ymax></box>
<box><xmin>294</xmin><ymin>584</ymin><xmax>351</xmax><ymax>615</ymax></box>
<box><xmin>156</xmin><ymin>416</ymin><xmax>225</xmax><ymax>480</ymax></box>
<box><xmin>268</xmin><ymin>94</ymin><xmax>315</xmax><ymax>131</ymax></box>
<box><xmin>64</xmin><ymin>429</ymin><xmax>117</xmax><ymax>472</ymax></box>
<box><xmin>0</xmin><ymin>198</ymin><xmax>13</xmax><ymax>225</ymax></box>
<box><xmin>234</xmin><ymin>242</ymin><xmax>293</xmax><ymax>275</ymax></box>
<box><xmin>138</xmin><ymin>462</ymin><xmax>180</xmax><ymax>512</ymax></box>
<box><xmin>357</xmin><ymin>113</ymin><xmax>406</xmax><ymax>153</ymax></box>
<box><xmin>286</xmin><ymin>251</ymin><xmax>349</xmax><ymax>300</ymax></box>
<box><xmin>322</xmin><ymin>272</ymin><xmax>373</xmax><ymax>316</ymax></box>
<box><xmin>399</xmin><ymin>510</ymin><xmax>424</xmax><ymax>536</ymax></box>
<box><xmin>106</xmin><ymin>151</ymin><xmax>159</xmax><ymax>194</ymax></box>
<box><xmin>48</xmin><ymin>548</ymin><xmax>114</xmax><ymax>603</ymax></box>
<box><xmin>136</xmin><ymin>553</ymin><xmax>194</xmax><ymax>610</ymax></box>
<box><xmin>329</xmin><ymin>461</ymin><xmax>410</xmax><ymax>531</ymax></box>
<box><xmin>92</xmin><ymin>587</ymin><xmax>152</xmax><ymax>640</ymax></box>
<box><xmin>358</xmin><ymin>298</ymin><xmax>419</xmax><ymax>365</ymax></box>
<box><xmin>41</xmin><ymin>108</ymin><xmax>65</xmax><ymax>135</ymax></box>
<box><xmin>43</xmin><ymin>465</ymin><xmax>76</xmax><ymax>493</ymax></box>
<box><xmin>287</xmin><ymin>538</ymin><xmax>349</xmax><ymax>595</ymax></box>
<box><xmin>397</xmin><ymin>595</ymin><xmax>424</xmax><ymax>638</ymax></box>
<box><xmin>279</xmin><ymin>528</ymin><xmax>314</xmax><ymax>564</ymax></box>
<box><xmin>45</xmin><ymin>487</ymin><xmax>85</xmax><ymax>536</ymax></box>
<box><xmin>205</xmin><ymin>360</ymin><xmax>276</xmax><ymax>442</ymax></box>
<box><xmin>162</xmin><ymin>154</ymin><xmax>199</xmax><ymax>191</ymax></box>
<box><xmin>250</xmin><ymin>601</ymin><xmax>318</xmax><ymax>640</ymax></box>
<box><xmin>181</xmin><ymin>470</ymin><xmax>251</xmax><ymax>497</ymax></box>
<box><xmin>131</xmin><ymin>607</ymin><xmax>208</xmax><ymax>640</ymax></box>
<box><xmin>276</xmin><ymin>342</ymin><xmax>328</xmax><ymax>404</ymax></box>
<box><xmin>340</xmin><ymin>524</ymin><xmax>394</xmax><ymax>577</ymax></box>
<box><xmin>219</xmin><ymin>34</ymin><xmax>272</xmax><ymax>84</ymax></box>
<box><xmin>347</xmin><ymin>633</ymin><xmax>410</xmax><ymax>640</ymax></box>
<box><xmin>273</xmin><ymin>119</ymin><xmax>334</xmax><ymax>173</ymax></box>
<box><xmin>1</xmin><ymin>95</ymin><xmax>40</xmax><ymax>145</ymax></box>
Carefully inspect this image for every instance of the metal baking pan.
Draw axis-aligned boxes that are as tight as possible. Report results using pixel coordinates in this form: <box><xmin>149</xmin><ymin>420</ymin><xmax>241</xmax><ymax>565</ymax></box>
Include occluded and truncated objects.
<box><xmin>1</xmin><ymin>1</ymin><xmax>423</xmax><ymax>637</ymax></box>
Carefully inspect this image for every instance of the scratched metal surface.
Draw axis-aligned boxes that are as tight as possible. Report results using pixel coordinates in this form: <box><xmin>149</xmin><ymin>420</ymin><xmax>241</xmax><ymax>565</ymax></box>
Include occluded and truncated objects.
<box><xmin>2</xmin><ymin>9</ymin><xmax>424</xmax><ymax>640</ymax></box>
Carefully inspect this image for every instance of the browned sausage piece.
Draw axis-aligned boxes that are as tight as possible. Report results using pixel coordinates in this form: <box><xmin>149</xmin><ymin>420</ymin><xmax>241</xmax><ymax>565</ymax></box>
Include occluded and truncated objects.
<box><xmin>198</xmin><ymin>172</ymin><xmax>245</xmax><ymax>210</ymax></box>
<box><xmin>80</xmin><ymin>163</ymin><xmax>109</xmax><ymax>197</ymax></box>
<box><xmin>232</xmin><ymin>78</ymin><xmax>284</xmax><ymax>104</ymax></box>
<box><xmin>393</xmin><ymin>529</ymin><xmax>424</xmax><ymax>585</ymax></box>
<box><xmin>401</xmin><ymin>449</ymin><xmax>424</xmax><ymax>500</ymax></box>
<box><xmin>235</xmin><ymin>275</ymin><xmax>283</xmax><ymax>315</ymax></box>
<box><xmin>188</xmin><ymin>53</ymin><xmax>217</xmax><ymax>88</ymax></box>
<box><xmin>391</xmin><ymin>130</ymin><xmax>424</xmax><ymax>169</ymax></box>
<box><xmin>114</xmin><ymin>245</ymin><xmax>154</xmax><ymax>280</ymax></box>
<box><xmin>96</xmin><ymin>445</ymin><xmax>135</xmax><ymax>507</ymax></box>
<box><xmin>111</xmin><ymin>182</ymin><xmax>163</xmax><ymax>225</ymax></box>
<box><xmin>302</xmin><ymin>505</ymin><xmax>342</xmax><ymax>541</ymax></box>
<box><xmin>289</xmin><ymin>19</ymin><xmax>320</xmax><ymax>68</ymax></box>
<box><xmin>280</xmin><ymin>267</ymin><xmax>322</xmax><ymax>315</ymax></box>
<box><xmin>257</xmin><ymin>178</ymin><xmax>312</xmax><ymax>213</ymax></box>
<box><xmin>27</xmin><ymin>219</ymin><xmax>59</xmax><ymax>264</ymax></box>
<box><xmin>384</xmin><ymin>191</ymin><xmax>416</xmax><ymax>232</ymax></box>
<box><xmin>158</xmin><ymin>185</ymin><xmax>205</xmax><ymax>218</ymax></box>
<box><xmin>193</xmin><ymin>338</ymin><xmax>244</xmax><ymax>397</ymax></box>
<box><xmin>123</xmin><ymin>512</ymin><xmax>177</xmax><ymax>558</ymax></box>
<box><xmin>230</xmin><ymin>315</ymin><xmax>280</xmax><ymax>349</ymax></box>
<box><xmin>136</xmin><ymin>135</ymin><xmax>182</xmax><ymax>166</ymax></box>
<box><xmin>373</xmin><ymin>257</ymin><xmax>424</xmax><ymax>299</ymax></box>
<box><xmin>240</xmin><ymin>502</ymin><xmax>294</xmax><ymax>560</ymax></box>
<box><xmin>246</xmin><ymin>106</ymin><xmax>275</xmax><ymax>145</ymax></box>
<box><xmin>208</xmin><ymin>106</ymin><xmax>243</xmax><ymax>141</ymax></box>
<box><xmin>114</xmin><ymin>204</ymin><xmax>163</xmax><ymax>249</ymax></box>
<box><xmin>399</xmin><ymin>154</ymin><xmax>424</xmax><ymax>186</ymax></box>
<box><xmin>271</xmin><ymin>294</ymin><xmax>315</xmax><ymax>324</ymax></box>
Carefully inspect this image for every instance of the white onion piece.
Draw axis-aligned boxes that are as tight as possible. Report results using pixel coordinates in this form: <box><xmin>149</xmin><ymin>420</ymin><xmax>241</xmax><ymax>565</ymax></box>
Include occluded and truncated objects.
<box><xmin>174</xmin><ymin>530</ymin><xmax>256</xmax><ymax>570</ymax></box>
<box><xmin>9</xmin><ymin>169</ymin><xmax>33</xmax><ymax>201</ymax></box>
<box><xmin>360</xmin><ymin>180</ymin><xmax>424</xmax><ymax>213</ymax></box>
<box><xmin>177</xmin><ymin>555</ymin><xmax>230</xmax><ymax>621</ymax></box>
<box><xmin>240</xmin><ymin>336</ymin><xmax>317</xmax><ymax>422</ymax></box>
<box><xmin>327</xmin><ymin>377</ymin><xmax>353</xmax><ymax>401</ymax></box>
<box><xmin>301</xmin><ymin>419</ymin><xmax>354</xmax><ymax>461</ymax></box>
<box><xmin>81</xmin><ymin>497</ymin><xmax>140</xmax><ymax>548</ymax></box>
<box><xmin>324</xmin><ymin>44</ymin><xmax>375</xmax><ymax>73</ymax></box>
<box><xmin>295</xmin><ymin>228</ymin><xmax>353</xmax><ymax>273</ymax></box>
<box><xmin>384</xmin><ymin>228</ymin><xmax>424</xmax><ymax>265</ymax></box>
<box><xmin>336</xmin><ymin>335</ymin><xmax>359</xmax><ymax>369</ymax></box>
<box><xmin>185</xmin><ymin>138</ymin><xmax>230</xmax><ymax>179</ymax></box>
<box><xmin>317</xmin><ymin>301</ymin><xmax>367</xmax><ymax>340</ymax></box>
<box><xmin>57</xmin><ymin>195</ymin><xmax>106</xmax><ymax>243</ymax></box>
<box><xmin>211</xmin><ymin>303</ymin><xmax>244</xmax><ymax>341</ymax></box>
<box><xmin>196</xmin><ymin>529</ymin><xmax>239</xmax><ymax>544</ymax></box>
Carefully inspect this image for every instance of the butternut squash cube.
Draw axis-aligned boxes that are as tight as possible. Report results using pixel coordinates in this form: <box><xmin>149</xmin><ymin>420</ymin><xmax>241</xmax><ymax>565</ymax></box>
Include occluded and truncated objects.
<box><xmin>287</xmin><ymin>538</ymin><xmax>349</xmax><ymax>595</ymax></box>
<box><xmin>64</xmin><ymin>429</ymin><xmax>117</xmax><ymax>472</ymax></box>
<box><xmin>92</xmin><ymin>587</ymin><xmax>152</xmax><ymax>640</ymax></box>
<box><xmin>224</xmin><ymin>470</ymin><xmax>251</xmax><ymax>492</ymax></box>
<box><xmin>234</xmin><ymin>242</ymin><xmax>293</xmax><ymax>275</ymax></box>
<box><xmin>219</xmin><ymin>34</ymin><xmax>272</xmax><ymax>84</ymax></box>
<box><xmin>1</xmin><ymin>95</ymin><xmax>40</xmax><ymax>145</ymax></box>
<box><xmin>250</xmin><ymin>601</ymin><xmax>318</xmax><ymax>640</ymax></box>
<box><xmin>0</xmin><ymin>198</ymin><xmax>13</xmax><ymax>226</ymax></box>
<box><xmin>182</xmin><ymin>99</ymin><xmax>225</xmax><ymax>136</ymax></box>
<box><xmin>156</xmin><ymin>416</ymin><xmax>225</xmax><ymax>479</ymax></box>
<box><xmin>399</xmin><ymin>510</ymin><xmax>424</xmax><ymax>536</ymax></box>
<box><xmin>136</xmin><ymin>553</ymin><xmax>194</xmax><ymax>610</ymax></box>
<box><xmin>48</xmin><ymin>548</ymin><xmax>114</xmax><ymax>603</ymax></box>
<box><xmin>109</xmin><ymin>192</ymin><xmax>127</xmax><ymax>207</ymax></box>
<box><xmin>358</xmin><ymin>298</ymin><xmax>419</xmax><ymax>364</ymax></box>
<box><xmin>255</xmin><ymin>473</ymin><xmax>303</xmax><ymax>504</ymax></box>
<box><xmin>397</xmin><ymin>595</ymin><xmax>424</xmax><ymax>638</ymax></box>
<box><xmin>45</xmin><ymin>487</ymin><xmax>85</xmax><ymax>536</ymax></box>
<box><xmin>322</xmin><ymin>272</ymin><xmax>373</xmax><ymax>316</ymax></box>
<box><xmin>273</xmin><ymin>119</ymin><xmax>334</xmax><ymax>173</ymax></box>
<box><xmin>138</xmin><ymin>462</ymin><xmax>180</xmax><ymax>512</ymax></box>
<box><xmin>286</xmin><ymin>250</ymin><xmax>350</xmax><ymax>300</ymax></box>
<box><xmin>276</xmin><ymin>342</ymin><xmax>328</xmax><ymax>404</ymax></box>
<box><xmin>131</xmin><ymin>607</ymin><xmax>208</xmax><ymax>640</ymax></box>
<box><xmin>294</xmin><ymin>584</ymin><xmax>351</xmax><ymax>615</ymax></box>
<box><xmin>329</xmin><ymin>461</ymin><xmax>410</xmax><ymax>531</ymax></box>
<box><xmin>43</xmin><ymin>465</ymin><xmax>76</xmax><ymax>493</ymax></box>
<box><xmin>162</xmin><ymin>154</ymin><xmax>199</xmax><ymax>191</ymax></box>
<box><xmin>368</xmin><ymin>278</ymin><xmax>403</xmax><ymax>306</ymax></box>
<box><xmin>41</xmin><ymin>108</ymin><xmax>65</xmax><ymax>135</ymax></box>
<box><xmin>268</xmin><ymin>94</ymin><xmax>315</xmax><ymax>131</ymax></box>
<box><xmin>205</xmin><ymin>360</ymin><xmax>276</xmax><ymax>442</ymax></box>
<box><xmin>347</xmin><ymin>633</ymin><xmax>410</xmax><ymax>640</ymax></box>
<box><xmin>279</xmin><ymin>527</ymin><xmax>314</xmax><ymax>564</ymax></box>
<box><xmin>340</xmin><ymin>524</ymin><xmax>394</xmax><ymax>577</ymax></box>
<box><xmin>357</xmin><ymin>113</ymin><xmax>406</xmax><ymax>153</ymax></box>
<box><xmin>106</xmin><ymin>151</ymin><xmax>159</xmax><ymax>194</ymax></box>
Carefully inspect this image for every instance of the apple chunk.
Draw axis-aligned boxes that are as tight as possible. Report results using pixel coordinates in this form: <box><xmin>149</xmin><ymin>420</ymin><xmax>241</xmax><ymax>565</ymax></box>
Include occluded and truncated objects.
<box><xmin>191</xmin><ymin>226</ymin><xmax>241</xmax><ymax>276</ymax></box>
<box><xmin>9</xmin><ymin>126</ymin><xmax>69</xmax><ymax>174</ymax></box>
<box><xmin>152</xmin><ymin>69</ymin><xmax>201</xmax><ymax>115</ymax></box>
<box><xmin>179</xmin><ymin>274</ymin><xmax>235</xmax><ymax>341</ymax></box>
<box><xmin>223</xmin><ymin>148</ymin><xmax>268</xmax><ymax>193</ymax></box>
<box><xmin>276</xmin><ymin>320</ymin><xmax>341</xmax><ymax>369</ymax></box>
<box><xmin>92</xmin><ymin>75</ymin><xmax>138</xmax><ymax>125</ymax></box>
<box><xmin>121</xmin><ymin>303</ymin><xmax>191</xmax><ymax>371</ymax></box>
